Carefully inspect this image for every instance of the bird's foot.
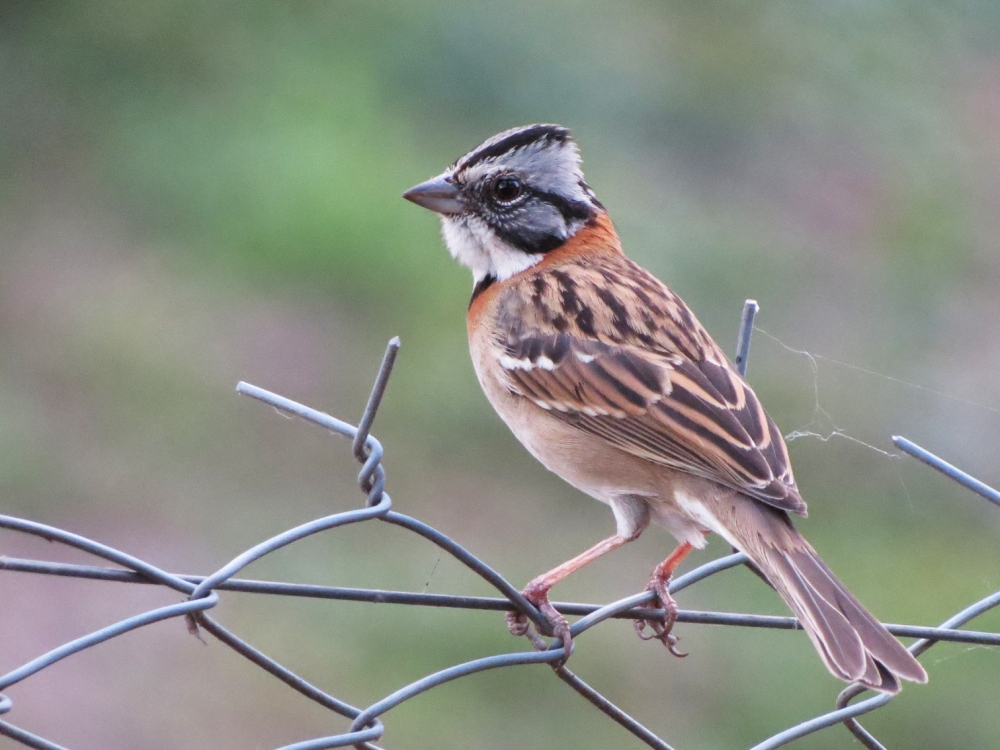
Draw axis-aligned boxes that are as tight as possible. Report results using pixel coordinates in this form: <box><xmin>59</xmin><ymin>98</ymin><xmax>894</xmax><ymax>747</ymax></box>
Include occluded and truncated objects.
<box><xmin>506</xmin><ymin>581</ymin><xmax>573</xmax><ymax>663</ymax></box>
<box><xmin>634</xmin><ymin>572</ymin><xmax>686</xmax><ymax>657</ymax></box>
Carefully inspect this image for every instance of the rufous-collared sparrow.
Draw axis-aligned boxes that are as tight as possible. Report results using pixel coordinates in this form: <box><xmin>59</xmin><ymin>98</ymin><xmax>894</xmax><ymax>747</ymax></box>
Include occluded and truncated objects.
<box><xmin>403</xmin><ymin>124</ymin><xmax>926</xmax><ymax>692</ymax></box>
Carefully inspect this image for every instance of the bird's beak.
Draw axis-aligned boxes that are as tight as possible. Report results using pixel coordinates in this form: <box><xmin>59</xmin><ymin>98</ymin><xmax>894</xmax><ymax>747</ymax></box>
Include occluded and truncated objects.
<box><xmin>402</xmin><ymin>174</ymin><xmax>464</xmax><ymax>215</ymax></box>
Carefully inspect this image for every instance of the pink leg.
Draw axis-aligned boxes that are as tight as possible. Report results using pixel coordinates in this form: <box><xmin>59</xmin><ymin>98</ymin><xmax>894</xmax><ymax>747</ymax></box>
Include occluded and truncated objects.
<box><xmin>652</xmin><ymin>540</ymin><xmax>696</xmax><ymax>581</ymax></box>
<box><xmin>635</xmin><ymin>540</ymin><xmax>699</xmax><ymax>656</ymax></box>
<box><xmin>507</xmin><ymin>534</ymin><xmax>629</xmax><ymax>658</ymax></box>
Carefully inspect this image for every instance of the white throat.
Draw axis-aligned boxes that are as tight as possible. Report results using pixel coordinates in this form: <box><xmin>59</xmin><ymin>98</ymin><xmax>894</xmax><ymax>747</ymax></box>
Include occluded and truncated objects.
<box><xmin>440</xmin><ymin>214</ymin><xmax>545</xmax><ymax>284</ymax></box>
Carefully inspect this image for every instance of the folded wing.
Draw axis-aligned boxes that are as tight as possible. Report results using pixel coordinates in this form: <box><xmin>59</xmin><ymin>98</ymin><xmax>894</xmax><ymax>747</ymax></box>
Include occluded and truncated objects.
<box><xmin>498</xmin><ymin>329</ymin><xmax>805</xmax><ymax>514</ymax></box>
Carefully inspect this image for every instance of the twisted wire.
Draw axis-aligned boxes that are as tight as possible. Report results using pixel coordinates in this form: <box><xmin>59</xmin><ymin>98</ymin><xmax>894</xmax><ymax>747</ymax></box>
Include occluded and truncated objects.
<box><xmin>0</xmin><ymin>302</ymin><xmax>997</xmax><ymax>749</ymax></box>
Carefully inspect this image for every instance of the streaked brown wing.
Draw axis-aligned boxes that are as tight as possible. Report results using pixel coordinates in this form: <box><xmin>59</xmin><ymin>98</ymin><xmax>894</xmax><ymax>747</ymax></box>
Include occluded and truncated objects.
<box><xmin>498</xmin><ymin>330</ymin><xmax>805</xmax><ymax>514</ymax></box>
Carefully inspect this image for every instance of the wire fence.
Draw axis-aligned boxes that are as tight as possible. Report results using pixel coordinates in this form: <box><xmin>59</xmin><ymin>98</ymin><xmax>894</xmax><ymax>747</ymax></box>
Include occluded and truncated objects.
<box><xmin>1</xmin><ymin>300</ymin><xmax>998</xmax><ymax>750</ymax></box>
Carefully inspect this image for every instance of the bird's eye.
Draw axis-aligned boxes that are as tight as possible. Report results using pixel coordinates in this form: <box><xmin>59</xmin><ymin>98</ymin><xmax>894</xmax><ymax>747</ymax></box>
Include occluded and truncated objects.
<box><xmin>492</xmin><ymin>175</ymin><xmax>523</xmax><ymax>204</ymax></box>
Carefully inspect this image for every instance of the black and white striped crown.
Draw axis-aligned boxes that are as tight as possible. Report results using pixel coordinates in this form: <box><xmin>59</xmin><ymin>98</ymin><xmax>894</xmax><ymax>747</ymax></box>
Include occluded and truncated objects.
<box><xmin>453</xmin><ymin>124</ymin><xmax>575</xmax><ymax>174</ymax></box>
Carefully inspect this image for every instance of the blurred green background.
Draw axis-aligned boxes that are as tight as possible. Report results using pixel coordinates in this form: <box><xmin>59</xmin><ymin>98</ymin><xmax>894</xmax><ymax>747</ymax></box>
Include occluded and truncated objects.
<box><xmin>1</xmin><ymin>2</ymin><xmax>999</xmax><ymax>748</ymax></box>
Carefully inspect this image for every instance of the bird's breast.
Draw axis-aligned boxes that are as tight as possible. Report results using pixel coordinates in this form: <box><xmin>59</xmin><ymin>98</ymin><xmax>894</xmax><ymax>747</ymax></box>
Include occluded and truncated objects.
<box><xmin>467</xmin><ymin>314</ymin><xmax>661</xmax><ymax>506</ymax></box>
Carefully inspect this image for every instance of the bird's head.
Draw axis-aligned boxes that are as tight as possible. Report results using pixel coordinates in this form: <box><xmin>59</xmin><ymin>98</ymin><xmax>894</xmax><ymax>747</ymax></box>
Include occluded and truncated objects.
<box><xmin>403</xmin><ymin>124</ymin><xmax>603</xmax><ymax>285</ymax></box>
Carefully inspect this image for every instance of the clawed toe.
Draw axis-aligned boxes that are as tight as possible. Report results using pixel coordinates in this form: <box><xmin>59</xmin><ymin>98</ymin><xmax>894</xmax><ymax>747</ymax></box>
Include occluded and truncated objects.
<box><xmin>635</xmin><ymin>578</ymin><xmax>687</xmax><ymax>657</ymax></box>
<box><xmin>634</xmin><ymin>616</ymin><xmax>686</xmax><ymax>657</ymax></box>
<box><xmin>507</xmin><ymin>586</ymin><xmax>574</xmax><ymax>663</ymax></box>
<box><xmin>546</xmin><ymin>615</ymin><xmax>573</xmax><ymax>663</ymax></box>
<box><xmin>506</xmin><ymin>609</ymin><xmax>530</xmax><ymax>637</ymax></box>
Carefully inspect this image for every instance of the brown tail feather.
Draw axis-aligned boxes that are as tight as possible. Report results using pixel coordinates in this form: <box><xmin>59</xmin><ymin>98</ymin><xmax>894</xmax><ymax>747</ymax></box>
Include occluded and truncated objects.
<box><xmin>711</xmin><ymin>494</ymin><xmax>928</xmax><ymax>693</ymax></box>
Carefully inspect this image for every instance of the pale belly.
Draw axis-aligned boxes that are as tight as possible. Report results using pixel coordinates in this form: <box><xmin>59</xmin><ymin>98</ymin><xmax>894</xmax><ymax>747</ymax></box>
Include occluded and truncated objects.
<box><xmin>469</xmin><ymin>338</ymin><xmax>713</xmax><ymax>549</ymax></box>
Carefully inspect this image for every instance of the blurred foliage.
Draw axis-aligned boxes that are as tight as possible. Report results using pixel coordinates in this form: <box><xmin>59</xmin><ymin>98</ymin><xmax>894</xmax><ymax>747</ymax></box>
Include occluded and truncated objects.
<box><xmin>1</xmin><ymin>2</ymin><xmax>999</xmax><ymax>749</ymax></box>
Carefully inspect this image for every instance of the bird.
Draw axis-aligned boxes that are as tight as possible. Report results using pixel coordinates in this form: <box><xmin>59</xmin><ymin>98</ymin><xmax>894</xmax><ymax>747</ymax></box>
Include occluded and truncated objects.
<box><xmin>402</xmin><ymin>123</ymin><xmax>927</xmax><ymax>693</ymax></box>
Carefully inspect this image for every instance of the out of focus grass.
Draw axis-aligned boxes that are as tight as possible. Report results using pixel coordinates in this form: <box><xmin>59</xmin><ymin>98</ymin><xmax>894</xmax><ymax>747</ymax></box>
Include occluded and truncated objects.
<box><xmin>1</xmin><ymin>2</ymin><xmax>999</xmax><ymax>749</ymax></box>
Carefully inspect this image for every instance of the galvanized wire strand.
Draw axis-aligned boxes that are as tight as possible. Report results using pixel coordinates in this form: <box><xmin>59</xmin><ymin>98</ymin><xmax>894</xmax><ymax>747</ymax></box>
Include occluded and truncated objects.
<box><xmin>0</xmin><ymin>692</ymin><xmax>69</xmax><ymax>750</ymax></box>
<box><xmin>748</xmin><ymin>692</ymin><xmax>892</xmax><ymax>750</ymax></box>
<box><xmin>0</xmin><ymin>720</ymin><xmax>69</xmax><ymax>750</ymax></box>
<box><xmin>3</xmin><ymin>556</ymin><xmax>997</xmax><ymax>647</ymax></box>
<box><xmin>352</xmin><ymin>338</ymin><xmax>401</xmax><ymax>465</ymax></box>
<box><xmin>195</xmin><ymin>614</ymin><xmax>379</xmax><ymax>729</ymax></box>
<box><xmin>734</xmin><ymin>299</ymin><xmax>759</xmax><ymax>377</ymax></box>
<box><xmin>670</xmin><ymin>552</ymin><xmax>747</xmax><ymax>592</ymax></box>
<box><xmin>893</xmin><ymin>435</ymin><xmax>1000</xmax><ymax>507</ymax></box>
<box><xmin>0</xmin><ymin>514</ymin><xmax>198</xmax><ymax>595</ymax></box>
<box><xmin>275</xmin><ymin>722</ymin><xmax>385</xmax><ymax>750</ymax></box>
<box><xmin>1</xmin><ymin>301</ymin><xmax>998</xmax><ymax>750</ymax></box>
<box><xmin>0</xmin><ymin>594</ymin><xmax>218</xmax><ymax>689</ymax></box>
<box><xmin>186</xmin><ymin>498</ymin><xmax>392</xmax><ymax>603</ymax></box>
<box><xmin>349</xmin><ymin>650</ymin><xmax>565</xmax><ymax>734</ymax></box>
<box><xmin>550</xmin><ymin>664</ymin><xmax>676</xmax><ymax>750</ymax></box>
<box><xmin>520</xmin><ymin>626</ymin><xmax>677</xmax><ymax>750</ymax></box>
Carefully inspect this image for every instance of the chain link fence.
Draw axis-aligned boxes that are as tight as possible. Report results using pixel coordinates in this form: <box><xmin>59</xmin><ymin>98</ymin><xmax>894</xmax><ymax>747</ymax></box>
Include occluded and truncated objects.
<box><xmin>1</xmin><ymin>301</ymin><xmax>998</xmax><ymax>750</ymax></box>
